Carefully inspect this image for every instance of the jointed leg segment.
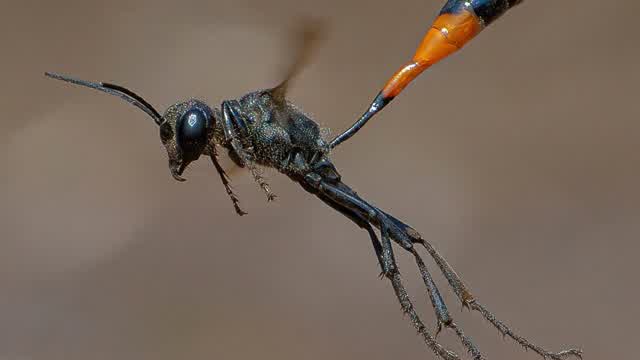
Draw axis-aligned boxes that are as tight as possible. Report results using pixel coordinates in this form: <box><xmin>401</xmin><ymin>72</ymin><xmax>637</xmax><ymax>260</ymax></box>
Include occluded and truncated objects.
<box><xmin>390</xmin><ymin>217</ymin><xmax>583</xmax><ymax>360</ymax></box>
<box><xmin>301</xmin><ymin>170</ymin><xmax>582</xmax><ymax>360</ymax></box>
<box><xmin>222</xmin><ymin>100</ymin><xmax>277</xmax><ymax>201</ymax></box>
<box><xmin>304</xmin><ymin>173</ymin><xmax>457</xmax><ymax>359</ymax></box>
<box><xmin>209</xmin><ymin>153</ymin><xmax>246</xmax><ymax>216</ymax></box>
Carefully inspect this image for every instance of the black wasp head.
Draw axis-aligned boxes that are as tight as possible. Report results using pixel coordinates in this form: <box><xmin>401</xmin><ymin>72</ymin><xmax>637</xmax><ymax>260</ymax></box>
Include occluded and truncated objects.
<box><xmin>45</xmin><ymin>72</ymin><xmax>217</xmax><ymax>181</ymax></box>
<box><xmin>160</xmin><ymin>99</ymin><xmax>215</xmax><ymax>181</ymax></box>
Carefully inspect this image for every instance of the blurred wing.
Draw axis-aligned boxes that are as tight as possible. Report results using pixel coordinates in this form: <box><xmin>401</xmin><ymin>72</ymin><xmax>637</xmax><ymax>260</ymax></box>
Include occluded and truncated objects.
<box><xmin>269</xmin><ymin>18</ymin><xmax>326</xmax><ymax>104</ymax></box>
<box><xmin>225</xmin><ymin>19</ymin><xmax>326</xmax><ymax>175</ymax></box>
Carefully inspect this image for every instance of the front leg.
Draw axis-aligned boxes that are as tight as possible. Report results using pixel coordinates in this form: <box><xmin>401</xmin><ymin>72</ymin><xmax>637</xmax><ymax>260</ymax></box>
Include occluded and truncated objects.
<box><xmin>221</xmin><ymin>100</ymin><xmax>250</xmax><ymax>166</ymax></box>
<box><xmin>222</xmin><ymin>100</ymin><xmax>276</xmax><ymax>201</ymax></box>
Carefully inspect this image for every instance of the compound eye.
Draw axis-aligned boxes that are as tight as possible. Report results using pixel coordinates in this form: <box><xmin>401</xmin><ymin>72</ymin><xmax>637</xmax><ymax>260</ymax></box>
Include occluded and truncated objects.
<box><xmin>177</xmin><ymin>108</ymin><xmax>211</xmax><ymax>161</ymax></box>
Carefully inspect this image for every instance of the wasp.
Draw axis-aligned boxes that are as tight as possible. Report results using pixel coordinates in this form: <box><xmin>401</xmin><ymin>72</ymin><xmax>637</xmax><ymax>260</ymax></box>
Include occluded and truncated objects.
<box><xmin>45</xmin><ymin>2</ymin><xmax>582</xmax><ymax>359</ymax></box>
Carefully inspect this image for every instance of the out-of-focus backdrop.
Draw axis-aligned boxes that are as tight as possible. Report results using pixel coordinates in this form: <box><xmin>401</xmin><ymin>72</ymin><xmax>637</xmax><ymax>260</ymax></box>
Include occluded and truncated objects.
<box><xmin>1</xmin><ymin>0</ymin><xmax>638</xmax><ymax>359</ymax></box>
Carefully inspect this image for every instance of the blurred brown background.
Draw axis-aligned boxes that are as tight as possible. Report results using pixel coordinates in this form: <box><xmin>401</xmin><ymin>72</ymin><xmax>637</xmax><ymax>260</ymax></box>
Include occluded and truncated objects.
<box><xmin>1</xmin><ymin>0</ymin><xmax>638</xmax><ymax>359</ymax></box>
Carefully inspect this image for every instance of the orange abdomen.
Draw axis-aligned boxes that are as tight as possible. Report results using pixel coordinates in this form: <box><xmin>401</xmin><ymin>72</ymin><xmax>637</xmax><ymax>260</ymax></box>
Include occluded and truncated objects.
<box><xmin>328</xmin><ymin>0</ymin><xmax>524</xmax><ymax>149</ymax></box>
<box><xmin>381</xmin><ymin>9</ymin><xmax>483</xmax><ymax>98</ymax></box>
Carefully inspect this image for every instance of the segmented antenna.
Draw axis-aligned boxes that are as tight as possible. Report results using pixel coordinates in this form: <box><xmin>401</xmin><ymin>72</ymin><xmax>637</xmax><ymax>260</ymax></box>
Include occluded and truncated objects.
<box><xmin>45</xmin><ymin>72</ymin><xmax>163</xmax><ymax>125</ymax></box>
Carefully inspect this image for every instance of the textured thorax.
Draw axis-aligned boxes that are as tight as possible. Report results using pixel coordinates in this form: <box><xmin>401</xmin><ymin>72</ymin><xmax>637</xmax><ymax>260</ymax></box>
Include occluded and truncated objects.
<box><xmin>232</xmin><ymin>90</ymin><xmax>330</xmax><ymax>174</ymax></box>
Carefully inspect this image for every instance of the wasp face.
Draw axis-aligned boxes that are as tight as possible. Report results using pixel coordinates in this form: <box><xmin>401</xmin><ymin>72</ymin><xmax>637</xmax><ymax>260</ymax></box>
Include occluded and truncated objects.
<box><xmin>44</xmin><ymin>73</ymin><xmax>223</xmax><ymax>183</ymax></box>
<box><xmin>160</xmin><ymin>99</ymin><xmax>215</xmax><ymax>181</ymax></box>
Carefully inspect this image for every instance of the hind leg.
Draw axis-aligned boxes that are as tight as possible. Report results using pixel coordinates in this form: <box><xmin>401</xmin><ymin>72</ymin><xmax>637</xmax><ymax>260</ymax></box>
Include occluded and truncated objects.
<box><xmin>304</xmin><ymin>173</ymin><xmax>482</xmax><ymax>360</ymax></box>
<box><xmin>373</xmin><ymin>207</ymin><xmax>582</xmax><ymax>360</ymax></box>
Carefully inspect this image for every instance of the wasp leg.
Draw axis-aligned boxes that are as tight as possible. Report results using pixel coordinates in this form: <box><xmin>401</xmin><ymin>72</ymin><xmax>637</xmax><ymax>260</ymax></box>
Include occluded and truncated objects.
<box><xmin>372</xmin><ymin>210</ymin><xmax>583</xmax><ymax>360</ymax></box>
<box><xmin>375</xmin><ymin>212</ymin><xmax>476</xmax><ymax>305</ymax></box>
<box><xmin>221</xmin><ymin>100</ymin><xmax>249</xmax><ymax>165</ymax></box>
<box><xmin>301</xmin><ymin>172</ymin><xmax>458</xmax><ymax>360</ymax></box>
<box><xmin>209</xmin><ymin>153</ymin><xmax>246</xmax><ymax>216</ymax></box>
<box><xmin>410</xmin><ymin>247</ymin><xmax>483</xmax><ymax>360</ymax></box>
<box><xmin>222</xmin><ymin>100</ymin><xmax>276</xmax><ymax>201</ymax></box>
<box><xmin>308</xmin><ymin>172</ymin><xmax>581</xmax><ymax>359</ymax></box>
<box><xmin>314</xmin><ymin>191</ymin><xmax>385</xmax><ymax>273</ymax></box>
<box><xmin>468</xmin><ymin>301</ymin><xmax>582</xmax><ymax>360</ymax></box>
<box><xmin>325</xmin><ymin>181</ymin><xmax>484</xmax><ymax>358</ymax></box>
